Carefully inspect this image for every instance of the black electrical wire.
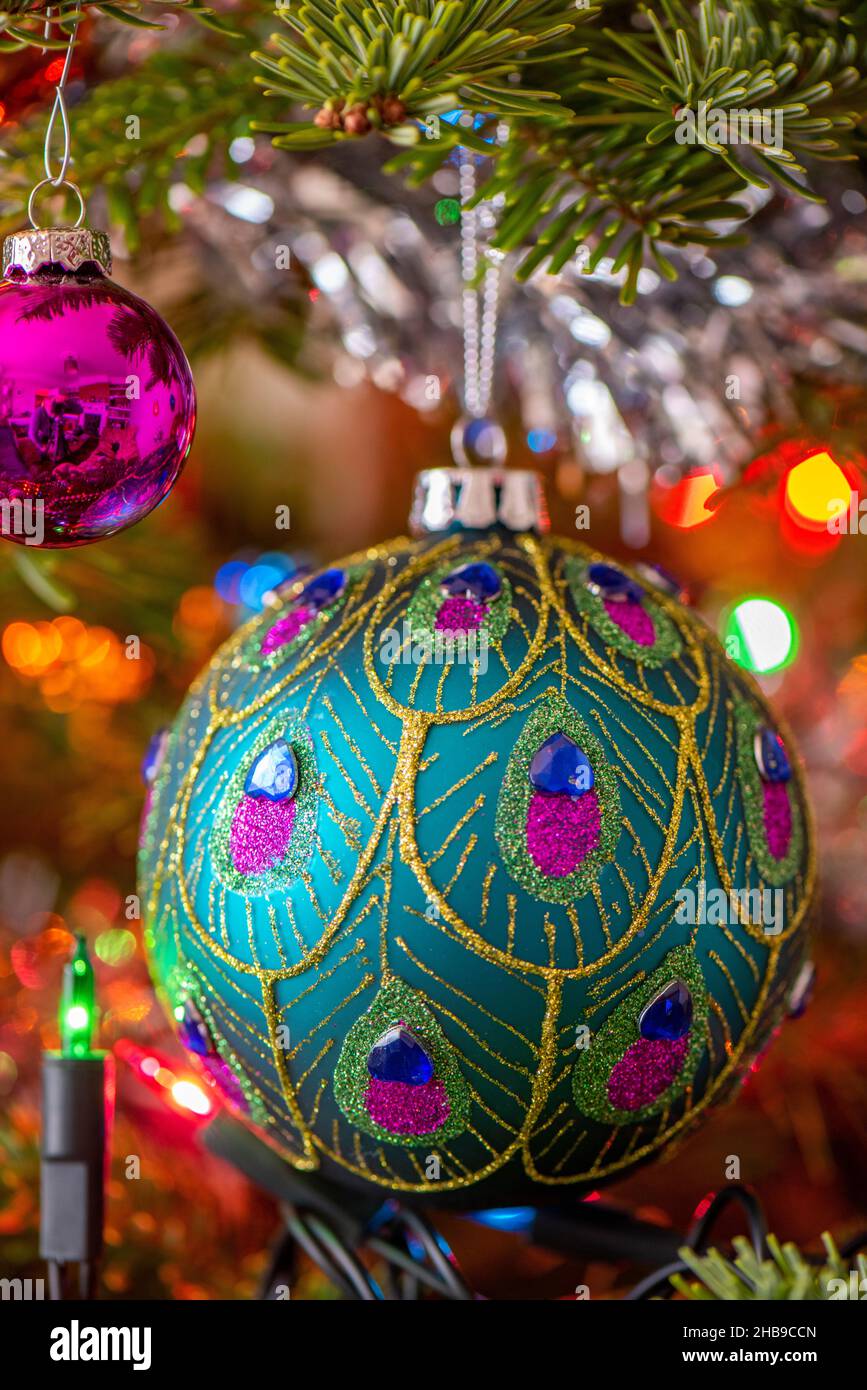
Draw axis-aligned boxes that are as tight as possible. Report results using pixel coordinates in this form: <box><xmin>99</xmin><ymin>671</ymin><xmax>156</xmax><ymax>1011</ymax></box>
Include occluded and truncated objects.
<box><xmin>626</xmin><ymin>1184</ymin><xmax>767</xmax><ymax>1300</ymax></box>
<box><xmin>284</xmin><ymin>1208</ymin><xmax>381</xmax><ymax>1300</ymax></box>
<box><xmin>687</xmin><ymin>1183</ymin><xmax>769</xmax><ymax>1258</ymax></box>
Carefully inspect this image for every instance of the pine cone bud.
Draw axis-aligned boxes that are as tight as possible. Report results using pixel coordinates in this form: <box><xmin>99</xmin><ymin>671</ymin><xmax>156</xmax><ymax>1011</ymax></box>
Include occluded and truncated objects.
<box><xmin>314</xmin><ymin>107</ymin><xmax>342</xmax><ymax>130</ymax></box>
<box><xmin>343</xmin><ymin>105</ymin><xmax>371</xmax><ymax>135</ymax></box>
<box><xmin>381</xmin><ymin>97</ymin><xmax>407</xmax><ymax>125</ymax></box>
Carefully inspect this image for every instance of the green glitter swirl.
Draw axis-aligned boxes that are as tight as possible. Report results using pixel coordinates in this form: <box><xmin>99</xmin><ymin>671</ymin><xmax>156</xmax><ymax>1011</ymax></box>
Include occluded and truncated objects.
<box><xmin>564</xmin><ymin>556</ymin><xmax>682</xmax><ymax>667</ymax></box>
<box><xmin>210</xmin><ymin>712</ymin><xmax>319</xmax><ymax>896</ymax></box>
<box><xmin>171</xmin><ymin>966</ymin><xmax>270</xmax><ymax>1128</ymax></box>
<box><xmin>572</xmin><ymin>945</ymin><xmax>708</xmax><ymax>1125</ymax></box>
<box><xmin>494</xmin><ymin>692</ymin><xmax>621</xmax><ymax>904</ymax></box>
<box><xmin>406</xmin><ymin>556</ymin><xmax>513</xmax><ymax>653</ymax></box>
<box><xmin>242</xmin><ymin>565</ymin><xmax>368</xmax><ymax>672</ymax></box>
<box><xmin>333</xmin><ymin>975</ymin><xmax>470</xmax><ymax>1148</ymax></box>
<box><xmin>734</xmin><ymin>700</ymin><xmax>804</xmax><ymax>887</ymax></box>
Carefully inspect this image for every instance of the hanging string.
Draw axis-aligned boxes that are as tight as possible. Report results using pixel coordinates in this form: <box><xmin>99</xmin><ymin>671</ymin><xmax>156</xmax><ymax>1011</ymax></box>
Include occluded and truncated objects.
<box><xmin>28</xmin><ymin>9</ymin><xmax>85</xmax><ymax>229</ymax></box>
<box><xmin>457</xmin><ymin>118</ymin><xmax>507</xmax><ymax>422</ymax></box>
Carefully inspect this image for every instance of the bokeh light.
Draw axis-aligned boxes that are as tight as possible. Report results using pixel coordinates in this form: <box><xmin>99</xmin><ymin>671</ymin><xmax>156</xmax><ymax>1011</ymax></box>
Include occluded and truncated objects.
<box><xmin>723</xmin><ymin>597</ymin><xmax>799</xmax><ymax>674</ymax></box>
<box><xmin>2</xmin><ymin>617</ymin><xmax>152</xmax><ymax>709</ymax></box>
<box><xmin>653</xmin><ymin>468</ymin><xmax>720</xmax><ymax>528</ymax></box>
<box><xmin>785</xmin><ymin>450</ymin><xmax>852</xmax><ymax>530</ymax></box>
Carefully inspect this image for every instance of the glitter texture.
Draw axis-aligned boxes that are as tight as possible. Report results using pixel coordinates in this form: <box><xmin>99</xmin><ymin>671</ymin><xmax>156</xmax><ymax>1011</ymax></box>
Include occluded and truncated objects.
<box><xmin>565</xmin><ymin>555</ymin><xmax>682</xmax><ymax>667</ymax></box>
<box><xmin>606</xmin><ymin>1034</ymin><xmax>690</xmax><ymax>1110</ymax></box>
<box><xmin>141</xmin><ymin>526</ymin><xmax>815</xmax><ymax>1199</ymax></box>
<box><xmin>260</xmin><ymin>605</ymin><xmax>317</xmax><ymax>655</ymax></box>
<box><xmin>230</xmin><ymin>794</ymin><xmax>296</xmax><ymax>876</ymax></box>
<box><xmin>495</xmin><ymin>692</ymin><xmax>620</xmax><ymax>903</ymax></box>
<box><xmin>334</xmin><ymin>976</ymin><xmax>469</xmax><ymax>1147</ymax></box>
<box><xmin>171</xmin><ymin>972</ymin><xmax>268</xmax><ymax>1125</ymax></box>
<box><xmin>603</xmin><ymin>597</ymin><xmax>656</xmax><ymax>646</ymax></box>
<box><xmin>526</xmin><ymin>789</ymin><xmax>601</xmax><ymax>877</ymax></box>
<box><xmin>435</xmin><ymin>596</ymin><xmax>488</xmax><ymax>632</ymax></box>
<box><xmin>762</xmin><ymin>781</ymin><xmax>793</xmax><ymax>859</ymax></box>
<box><xmin>242</xmin><ymin>564</ymin><xmax>366</xmax><ymax>671</ymax></box>
<box><xmin>364</xmin><ymin>1077</ymin><xmax>451</xmax><ymax>1134</ymax></box>
<box><xmin>407</xmin><ymin>554</ymin><xmax>511</xmax><ymax>650</ymax></box>
<box><xmin>734</xmin><ymin>701</ymin><xmax>803</xmax><ymax>886</ymax></box>
<box><xmin>573</xmin><ymin>946</ymin><xmax>709</xmax><ymax>1124</ymax></box>
<box><xmin>210</xmin><ymin>713</ymin><xmax>318</xmax><ymax>895</ymax></box>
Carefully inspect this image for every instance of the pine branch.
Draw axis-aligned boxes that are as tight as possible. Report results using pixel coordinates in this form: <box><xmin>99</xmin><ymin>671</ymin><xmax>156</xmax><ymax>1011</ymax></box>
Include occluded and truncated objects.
<box><xmin>4</xmin><ymin>2</ymin><xmax>867</xmax><ymax>307</ymax></box>
<box><xmin>0</xmin><ymin>1</ymin><xmax>237</xmax><ymax>50</ymax></box>
<box><xmin>0</xmin><ymin>45</ymin><xmax>257</xmax><ymax>246</ymax></box>
<box><xmin>256</xmin><ymin>0</ymin><xmax>867</xmax><ymax>300</ymax></box>
<box><xmin>250</xmin><ymin>0</ymin><xmax>593</xmax><ymax>149</ymax></box>
<box><xmin>672</xmin><ymin>1233</ymin><xmax>867</xmax><ymax>1300</ymax></box>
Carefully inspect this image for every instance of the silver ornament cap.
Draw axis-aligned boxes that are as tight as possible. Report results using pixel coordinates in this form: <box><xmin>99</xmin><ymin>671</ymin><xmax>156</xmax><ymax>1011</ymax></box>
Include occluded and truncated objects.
<box><xmin>2</xmin><ymin>226</ymin><xmax>112</xmax><ymax>281</ymax></box>
<box><xmin>410</xmin><ymin>467</ymin><xmax>550</xmax><ymax>535</ymax></box>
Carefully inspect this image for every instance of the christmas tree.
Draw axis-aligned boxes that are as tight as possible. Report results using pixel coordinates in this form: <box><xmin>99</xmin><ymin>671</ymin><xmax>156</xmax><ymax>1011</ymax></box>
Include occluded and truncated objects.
<box><xmin>1</xmin><ymin>1</ymin><xmax>867</xmax><ymax>1302</ymax></box>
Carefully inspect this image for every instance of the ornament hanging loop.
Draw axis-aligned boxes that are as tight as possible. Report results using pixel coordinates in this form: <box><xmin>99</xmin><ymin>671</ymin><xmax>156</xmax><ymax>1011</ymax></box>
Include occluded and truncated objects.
<box><xmin>27</xmin><ymin>177</ymin><xmax>86</xmax><ymax>232</ymax></box>
<box><xmin>27</xmin><ymin>9</ymin><xmax>84</xmax><ymax>229</ymax></box>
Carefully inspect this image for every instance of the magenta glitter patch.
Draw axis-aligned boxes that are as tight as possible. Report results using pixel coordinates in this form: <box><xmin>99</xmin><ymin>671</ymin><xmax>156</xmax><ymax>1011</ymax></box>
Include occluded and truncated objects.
<box><xmin>201</xmin><ymin>1054</ymin><xmax>249</xmax><ymax>1113</ymax></box>
<box><xmin>606</xmin><ymin>1034</ymin><xmax>690</xmax><ymax>1111</ymax></box>
<box><xmin>762</xmin><ymin>780</ymin><xmax>792</xmax><ymax>859</ymax></box>
<box><xmin>603</xmin><ymin>598</ymin><xmax>656</xmax><ymax>647</ymax></box>
<box><xmin>434</xmin><ymin>596</ymin><xmax>488</xmax><ymax>632</ymax></box>
<box><xmin>526</xmin><ymin>789</ymin><xmax>601</xmax><ymax>877</ymax></box>
<box><xmin>230</xmin><ymin>793</ymin><xmax>296</xmax><ymax>876</ymax></box>
<box><xmin>364</xmin><ymin>1077</ymin><xmax>451</xmax><ymax>1135</ymax></box>
<box><xmin>260</xmin><ymin>605</ymin><xmax>317</xmax><ymax>656</ymax></box>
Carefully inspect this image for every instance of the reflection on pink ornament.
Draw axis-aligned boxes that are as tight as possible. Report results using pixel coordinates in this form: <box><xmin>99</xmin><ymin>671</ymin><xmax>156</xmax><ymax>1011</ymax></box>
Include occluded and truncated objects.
<box><xmin>0</xmin><ymin>227</ymin><xmax>195</xmax><ymax>547</ymax></box>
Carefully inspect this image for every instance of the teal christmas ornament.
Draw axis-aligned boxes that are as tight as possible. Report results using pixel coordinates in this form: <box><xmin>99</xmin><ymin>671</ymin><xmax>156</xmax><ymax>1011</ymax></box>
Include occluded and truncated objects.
<box><xmin>140</xmin><ymin>466</ymin><xmax>816</xmax><ymax>1203</ymax></box>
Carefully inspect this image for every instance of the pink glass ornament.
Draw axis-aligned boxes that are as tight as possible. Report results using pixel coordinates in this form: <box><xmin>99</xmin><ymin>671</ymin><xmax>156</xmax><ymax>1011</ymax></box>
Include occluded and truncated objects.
<box><xmin>0</xmin><ymin>228</ymin><xmax>195</xmax><ymax>547</ymax></box>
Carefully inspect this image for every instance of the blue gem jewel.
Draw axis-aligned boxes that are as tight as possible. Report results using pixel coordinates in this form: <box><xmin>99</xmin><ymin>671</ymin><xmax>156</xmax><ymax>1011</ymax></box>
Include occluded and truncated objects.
<box><xmin>300</xmin><ymin>567</ymin><xmax>346</xmax><ymax>611</ymax></box>
<box><xmin>754</xmin><ymin>725</ymin><xmax>791</xmax><ymax>783</ymax></box>
<box><xmin>141</xmin><ymin>727</ymin><xmax>169</xmax><ymax>786</ymax></box>
<box><xmin>244</xmin><ymin>738</ymin><xmax>298</xmax><ymax>802</ymax></box>
<box><xmin>637</xmin><ymin>561</ymin><xmax>686</xmax><ymax>602</ymax></box>
<box><xmin>529</xmin><ymin>731</ymin><xmax>594</xmax><ymax>797</ymax></box>
<box><xmin>367</xmin><ymin>1023</ymin><xmax>434</xmax><ymax>1085</ymax></box>
<box><xmin>177</xmin><ymin>997</ymin><xmax>211</xmax><ymax>1056</ymax></box>
<box><xmin>586</xmin><ymin>561</ymin><xmax>643</xmax><ymax>605</ymax></box>
<box><xmin>639</xmin><ymin>979</ymin><xmax>693</xmax><ymax>1041</ymax></box>
<box><xmin>439</xmin><ymin>561</ymin><xmax>502</xmax><ymax>603</ymax></box>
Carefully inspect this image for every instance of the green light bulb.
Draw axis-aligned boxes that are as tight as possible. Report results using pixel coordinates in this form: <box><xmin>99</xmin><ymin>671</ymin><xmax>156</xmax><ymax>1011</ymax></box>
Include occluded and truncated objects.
<box><xmin>60</xmin><ymin>935</ymin><xmax>96</xmax><ymax>1058</ymax></box>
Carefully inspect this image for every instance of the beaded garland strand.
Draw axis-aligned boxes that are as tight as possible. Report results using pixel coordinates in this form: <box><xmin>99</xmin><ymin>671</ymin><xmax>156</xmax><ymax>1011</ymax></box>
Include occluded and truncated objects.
<box><xmin>140</xmin><ymin>529</ymin><xmax>815</xmax><ymax>1201</ymax></box>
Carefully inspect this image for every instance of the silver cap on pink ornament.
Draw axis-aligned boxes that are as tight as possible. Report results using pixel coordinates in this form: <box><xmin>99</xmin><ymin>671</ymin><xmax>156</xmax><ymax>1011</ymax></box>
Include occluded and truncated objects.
<box><xmin>3</xmin><ymin>225</ymin><xmax>112</xmax><ymax>281</ymax></box>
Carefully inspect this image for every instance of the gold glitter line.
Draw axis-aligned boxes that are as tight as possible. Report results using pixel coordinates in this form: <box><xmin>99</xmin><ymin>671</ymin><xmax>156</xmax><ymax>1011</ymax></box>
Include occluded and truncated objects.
<box><xmin>321</xmin><ymin>693</ymin><xmax>383</xmax><ymax>796</ymax></box>
<box><xmin>417</xmin><ymin>751</ymin><xmax>499</xmax><ymax>818</ymax></box>
<box><xmin>708</xmin><ymin>949</ymin><xmax>751</xmax><ymax>1025</ymax></box>
<box><xmin>317</xmin><ymin>730</ymin><xmax>375</xmax><ymax>821</ymax></box>
<box><xmin>286</xmin><ymin>973</ymin><xmax>375</xmax><ymax>1058</ymax></box>
<box><xmin>296</xmin><ymin>1038</ymin><xmax>335</xmax><ymax>1089</ymax></box>
<box><xmin>394</xmin><ymin>935</ymin><xmax>539</xmax><ymax>1056</ymax></box>
<box><xmin>420</xmin><ymin>796</ymin><xmax>485</xmax><ymax>869</ymax></box>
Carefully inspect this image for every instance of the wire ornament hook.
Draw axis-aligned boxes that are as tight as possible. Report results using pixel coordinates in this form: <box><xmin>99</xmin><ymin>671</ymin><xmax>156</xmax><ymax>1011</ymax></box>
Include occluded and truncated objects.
<box><xmin>27</xmin><ymin>177</ymin><xmax>86</xmax><ymax>231</ymax></box>
<box><xmin>28</xmin><ymin>8</ymin><xmax>84</xmax><ymax>229</ymax></box>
